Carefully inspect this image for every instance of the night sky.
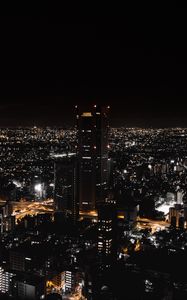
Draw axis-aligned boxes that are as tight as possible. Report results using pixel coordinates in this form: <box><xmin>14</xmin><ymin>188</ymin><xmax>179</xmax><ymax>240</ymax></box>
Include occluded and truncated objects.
<box><xmin>0</xmin><ymin>9</ymin><xmax>186</xmax><ymax>127</ymax></box>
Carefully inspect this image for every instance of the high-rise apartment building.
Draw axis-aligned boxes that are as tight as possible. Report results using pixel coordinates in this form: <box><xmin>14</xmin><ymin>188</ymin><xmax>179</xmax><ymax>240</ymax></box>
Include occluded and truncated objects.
<box><xmin>77</xmin><ymin>105</ymin><xmax>110</xmax><ymax>212</ymax></box>
<box><xmin>97</xmin><ymin>203</ymin><xmax>116</xmax><ymax>267</ymax></box>
<box><xmin>53</xmin><ymin>152</ymin><xmax>78</xmax><ymax>222</ymax></box>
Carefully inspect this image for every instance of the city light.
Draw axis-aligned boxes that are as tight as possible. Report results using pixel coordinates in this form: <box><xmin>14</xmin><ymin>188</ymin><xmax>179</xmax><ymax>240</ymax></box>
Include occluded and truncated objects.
<box><xmin>0</xmin><ymin>115</ymin><xmax>187</xmax><ymax>299</ymax></box>
<box><xmin>34</xmin><ymin>183</ymin><xmax>42</xmax><ymax>193</ymax></box>
<box><xmin>1</xmin><ymin>7</ymin><xmax>185</xmax><ymax>298</ymax></box>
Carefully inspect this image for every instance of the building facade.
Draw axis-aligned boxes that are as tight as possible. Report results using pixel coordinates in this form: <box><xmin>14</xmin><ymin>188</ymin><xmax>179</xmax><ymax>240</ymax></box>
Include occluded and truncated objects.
<box><xmin>97</xmin><ymin>203</ymin><xmax>116</xmax><ymax>267</ymax></box>
<box><xmin>53</xmin><ymin>153</ymin><xmax>78</xmax><ymax>222</ymax></box>
<box><xmin>77</xmin><ymin>105</ymin><xmax>110</xmax><ymax>212</ymax></box>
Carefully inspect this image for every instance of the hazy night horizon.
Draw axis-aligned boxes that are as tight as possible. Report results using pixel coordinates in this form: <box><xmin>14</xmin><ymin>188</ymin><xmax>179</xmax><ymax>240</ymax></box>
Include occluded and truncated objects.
<box><xmin>0</xmin><ymin>90</ymin><xmax>186</xmax><ymax>128</ymax></box>
<box><xmin>0</xmin><ymin>12</ymin><xmax>186</xmax><ymax>128</ymax></box>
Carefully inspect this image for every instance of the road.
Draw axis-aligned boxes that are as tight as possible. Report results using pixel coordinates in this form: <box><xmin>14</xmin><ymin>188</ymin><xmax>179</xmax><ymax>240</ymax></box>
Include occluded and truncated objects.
<box><xmin>12</xmin><ymin>199</ymin><xmax>54</xmax><ymax>222</ymax></box>
<box><xmin>136</xmin><ymin>217</ymin><xmax>169</xmax><ymax>233</ymax></box>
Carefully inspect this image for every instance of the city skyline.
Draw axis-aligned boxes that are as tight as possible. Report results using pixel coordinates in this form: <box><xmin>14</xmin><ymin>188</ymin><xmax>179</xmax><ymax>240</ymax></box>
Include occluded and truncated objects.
<box><xmin>1</xmin><ymin>8</ymin><xmax>187</xmax><ymax>300</ymax></box>
<box><xmin>0</xmin><ymin>95</ymin><xmax>187</xmax><ymax>128</ymax></box>
<box><xmin>1</xmin><ymin>116</ymin><xmax>187</xmax><ymax>298</ymax></box>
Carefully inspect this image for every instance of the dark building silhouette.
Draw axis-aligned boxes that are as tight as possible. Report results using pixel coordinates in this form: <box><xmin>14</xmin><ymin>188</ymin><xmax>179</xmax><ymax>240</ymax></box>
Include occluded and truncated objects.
<box><xmin>10</xmin><ymin>251</ymin><xmax>25</xmax><ymax>272</ymax></box>
<box><xmin>97</xmin><ymin>203</ymin><xmax>117</xmax><ymax>267</ymax></box>
<box><xmin>53</xmin><ymin>153</ymin><xmax>78</xmax><ymax>222</ymax></box>
<box><xmin>77</xmin><ymin>105</ymin><xmax>110</xmax><ymax>212</ymax></box>
<box><xmin>12</xmin><ymin>273</ymin><xmax>45</xmax><ymax>300</ymax></box>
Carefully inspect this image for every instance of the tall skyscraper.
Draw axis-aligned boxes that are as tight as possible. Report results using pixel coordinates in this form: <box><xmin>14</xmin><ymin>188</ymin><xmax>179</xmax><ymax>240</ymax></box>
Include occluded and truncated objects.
<box><xmin>97</xmin><ymin>203</ymin><xmax>116</xmax><ymax>267</ymax></box>
<box><xmin>53</xmin><ymin>152</ymin><xmax>78</xmax><ymax>222</ymax></box>
<box><xmin>77</xmin><ymin>105</ymin><xmax>110</xmax><ymax>212</ymax></box>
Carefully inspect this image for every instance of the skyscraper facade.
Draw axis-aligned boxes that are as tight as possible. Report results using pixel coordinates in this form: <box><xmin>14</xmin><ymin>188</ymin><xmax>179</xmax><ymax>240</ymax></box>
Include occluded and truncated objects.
<box><xmin>53</xmin><ymin>153</ymin><xmax>78</xmax><ymax>222</ymax></box>
<box><xmin>97</xmin><ymin>203</ymin><xmax>116</xmax><ymax>266</ymax></box>
<box><xmin>77</xmin><ymin>105</ymin><xmax>110</xmax><ymax>212</ymax></box>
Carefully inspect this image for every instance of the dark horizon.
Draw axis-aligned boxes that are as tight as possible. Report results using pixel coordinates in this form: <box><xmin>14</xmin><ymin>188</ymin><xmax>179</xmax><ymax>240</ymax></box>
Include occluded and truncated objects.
<box><xmin>0</xmin><ymin>13</ymin><xmax>186</xmax><ymax>128</ymax></box>
<box><xmin>0</xmin><ymin>93</ymin><xmax>187</xmax><ymax>128</ymax></box>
